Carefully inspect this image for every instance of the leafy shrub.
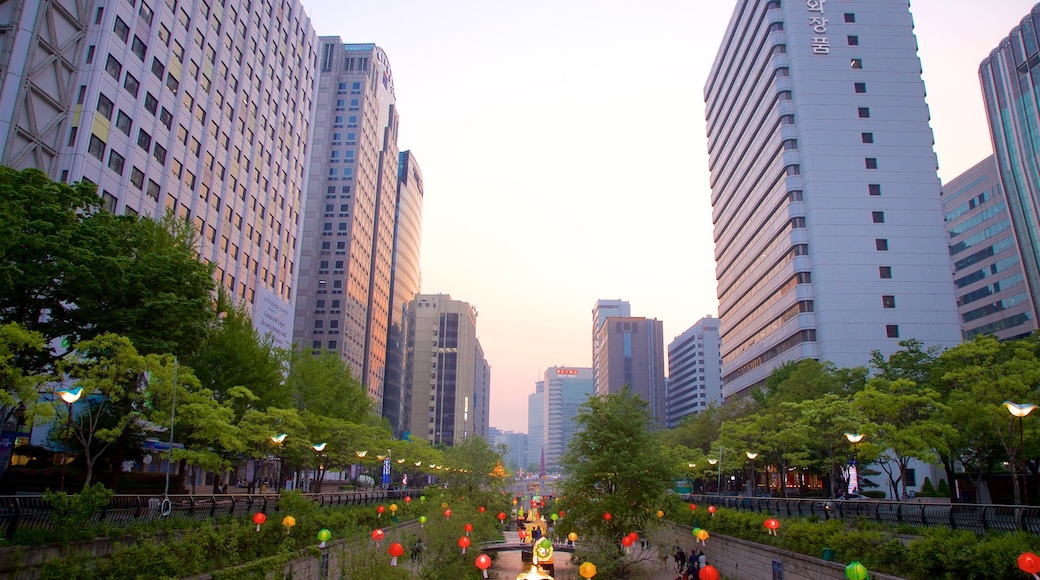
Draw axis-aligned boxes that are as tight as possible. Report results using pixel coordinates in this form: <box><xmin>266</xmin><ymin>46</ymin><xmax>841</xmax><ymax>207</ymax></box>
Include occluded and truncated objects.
<box><xmin>936</xmin><ymin>479</ymin><xmax>951</xmax><ymax>497</ymax></box>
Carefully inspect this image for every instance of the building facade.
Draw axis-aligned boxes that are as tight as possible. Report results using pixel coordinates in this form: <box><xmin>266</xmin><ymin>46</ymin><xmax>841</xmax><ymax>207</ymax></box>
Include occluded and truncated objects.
<box><xmin>706</xmin><ymin>0</ymin><xmax>961</xmax><ymax>399</ymax></box>
<box><xmin>943</xmin><ymin>155</ymin><xmax>1035</xmax><ymax>340</ymax></box>
<box><xmin>980</xmin><ymin>7</ymin><xmax>1040</xmax><ymax>333</ymax></box>
<box><xmin>383</xmin><ymin>150</ymin><xmax>424</xmax><ymax>435</ymax></box>
<box><xmin>666</xmin><ymin>316</ymin><xmax>722</xmax><ymax>427</ymax></box>
<box><xmin>0</xmin><ymin>0</ymin><xmax>318</xmax><ymax>347</ymax></box>
<box><xmin>489</xmin><ymin>428</ymin><xmax>528</xmax><ymax>473</ymax></box>
<box><xmin>591</xmin><ymin>299</ymin><xmax>630</xmax><ymax>391</ymax></box>
<box><xmin>402</xmin><ymin>294</ymin><xmax>487</xmax><ymax>446</ymax></box>
<box><xmin>541</xmin><ymin>367</ymin><xmax>593</xmax><ymax>473</ymax></box>
<box><xmin>527</xmin><ymin>381</ymin><xmax>544</xmax><ymax>473</ymax></box>
<box><xmin>294</xmin><ymin>41</ymin><xmax>401</xmax><ymax>405</ymax></box>
<box><xmin>594</xmin><ymin>317</ymin><xmax>667</xmax><ymax>427</ymax></box>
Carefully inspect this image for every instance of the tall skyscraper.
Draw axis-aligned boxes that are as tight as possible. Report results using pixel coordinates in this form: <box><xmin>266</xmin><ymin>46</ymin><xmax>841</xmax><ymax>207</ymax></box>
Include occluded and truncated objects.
<box><xmin>0</xmin><ymin>0</ymin><xmax>318</xmax><ymax>347</ymax></box>
<box><xmin>294</xmin><ymin>41</ymin><xmax>401</xmax><ymax>405</ymax></box>
<box><xmin>541</xmin><ymin>367</ymin><xmax>593</xmax><ymax>473</ymax></box>
<box><xmin>980</xmin><ymin>7</ymin><xmax>1040</xmax><ymax>330</ymax></box>
<box><xmin>943</xmin><ymin>156</ymin><xmax>1035</xmax><ymax>340</ymax></box>
<box><xmin>401</xmin><ymin>294</ymin><xmax>488</xmax><ymax>445</ymax></box>
<box><xmin>527</xmin><ymin>381</ymin><xmax>544</xmax><ymax>473</ymax></box>
<box><xmin>383</xmin><ymin>150</ymin><xmax>424</xmax><ymax>436</ymax></box>
<box><xmin>666</xmin><ymin>316</ymin><xmax>722</xmax><ymax>427</ymax></box>
<box><xmin>594</xmin><ymin>317</ymin><xmax>667</xmax><ymax>427</ymax></box>
<box><xmin>591</xmin><ymin>299</ymin><xmax>630</xmax><ymax>390</ymax></box>
<box><xmin>489</xmin><ymin>428</ymin><xmax>528</xmax><ymax>472</ymax></box>
<box><xmin>706</xmin><ymin>0</ymin><xmax>961</xmax><ymax>399</ymax></box>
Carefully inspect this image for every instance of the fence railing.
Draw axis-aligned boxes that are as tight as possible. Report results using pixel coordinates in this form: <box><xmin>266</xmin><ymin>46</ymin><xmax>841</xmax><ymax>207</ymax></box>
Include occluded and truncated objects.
<box><xmin>0</xmin><ymin>489</ymin><xmax>419</xmax><ymax>539</ymax></box>
<box><xmin>683</xmin><ymin>493</ymin><xmax>1040</xmax><ymax>535</ymax></box>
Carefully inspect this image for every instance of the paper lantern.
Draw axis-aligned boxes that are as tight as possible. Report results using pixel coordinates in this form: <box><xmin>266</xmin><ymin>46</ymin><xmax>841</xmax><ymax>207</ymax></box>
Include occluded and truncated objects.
<box><xmin>689</xmin><ymin>503</ymin><xmax>697</xmax><ymax>511</ymax></box>
<box><xmin>377</xmin><ymin>505</ymin><xmax>385</xmax><ymax>517</ymax></box>
<box><xmin>444</xmin><ymin>508</ymin><xmax>453</xmax><ymax>519</ymax></box>
<box><xmin>442</xmin><ymin>502</ymin><xmax>448</xmax><ymax>509</ymax></box>
<box><xmin>475</xmin><ymin>553</ymin><xmax>492</xmax><ymax>578</ymax></box>
<box><xmin>388</xmin><ymin>542</ymin><xmax>405</xmax><ymax>566</ymax></box>
<box><xmin>464</xmin><ymin>522</ymin><xmax>473</xmax><ymax>536</ymax></box>
<box><xmin>764</xmin><ymin>517</ymin><xmax>780</xmax><ymax>535</ymax></box>
<box><xmin>696</xmin><ymin>528</ymin><xmax>709</xmax><ymax>545</ymax></box>
<box><xmin>559</xmin><ymin>510</ymin><xmax>565</xmax><ymax>518</ymax></box>
<box><xmin>479</xmin><ymin>506</ymin><xmax>486</xmax><ymax>513</ymax></box>
<box><xmin>621</xmin><ymin>535</ymin><xmax>634</xmax><ymax>548</ymax></box>
<box><xmin>518</xmin><ymin>528</ymin><xmax>527</xmax><ymax>541</ymax></box>
<box><xmin>845</xmin><ymin>561</ymin><xmax>868</xmax><ymax>580</ymax></box>
<box><xmin>317</xmin><ymin>528</ymin><xmax>331</xmax><ymax>548</ymax></box>
<box><xmin>389</xmin><ymin>503</ymin><xmax>398</xmax><ymax>514</ymax></box>
<box><xmin>657</xmin><ymin>509</ymin><xmax>665</xmax><ymax>518</ymax></box>
<box><xmin>699</xmin><ymin>564</ymin><xmax>720</xmax><ymax>580</ymax></box>
<box><xmin>1020</xmin><ymin>552</ymin><xmax>1040</xmax><ymax>575</ymax></box>
<box><xmin>497</xmin><ymin>511</ymin><xmax>507</xmax><ymax>523</ymax></box>
<box><xmin>551</xmin><ymin>513</ymin><xmax>559</xmax><ymax>521</ymax></box>
<box><xmin>627</xmin><ymin>532</ymin><xmax>638</xmax><ymax>543</ymax></box>
<box><xmin>458</xmin><ymin>535</ymin><xmax>471</xmax><ymax>554</ymax></box>
<box><xmin>692</xmin><ymin>527</ymin><xmax>702</xmax><ymax>536</ymax></box>
<box><xmin>420</xmin><ymin>495</ymin><xmax>426</xmax><ymax>502</ymax></box>
<box><xmin>579</xmin><ymin>561</ymin><xmax>597</xmax><ymax>578</ymax></box>
<box><xmin>708</xmin><ymin>505</ymin><xmax>717</xmax><ymax>517</ymax></box>
<box><xmin>404</xmin><ymin>496</ymin><xmax>412</xmax><ymax>504</ymax></box>
<box><xmin>371</xmin><ymin>528</ymin><xmax>385</xmax><ymax>542</ymax></box>
<box><xmin>568</xmin><ymin>532</ymin><xmax>578</xmax><ymax>542</ymax></box>
<box><xmin>418</xmin><ymin>515</ymin><xmax>427</xmax><ymax>528</ymax></box>
<box><xmin>282</xmin><ymin>516</ymin><xmax>296</xmax><ymax>532</ymax></box>
<box><xmin>603</xmin><ymin>512</ymin><xmax>612</xmax><ymax>521</ymax></box>
<box><xmin>252</xmin><ymin>512</ymin><xmax>266</xmax><ymax>532</ymax></box>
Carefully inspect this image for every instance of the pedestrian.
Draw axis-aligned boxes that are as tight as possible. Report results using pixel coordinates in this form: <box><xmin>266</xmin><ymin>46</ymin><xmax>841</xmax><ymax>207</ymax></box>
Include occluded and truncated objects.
<box><xmin>675</xmin><ymin>546</ymin><xmax>687</xmax><ymax>572</ymax></box>
<box><xmin>698</xmin><ymin>550</ymin><xmax>706</xmax><ymax>569</ymax></box>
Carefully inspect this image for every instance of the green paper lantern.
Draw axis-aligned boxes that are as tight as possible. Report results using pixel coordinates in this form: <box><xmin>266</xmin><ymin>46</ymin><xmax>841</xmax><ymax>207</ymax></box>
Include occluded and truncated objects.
<box><xmin>845</xmin><ymin>561</ymin><xmax>868</xmax><ymax>580</ymax></box>
<box><xmin>317</xmin><ymin>529</ymin><xmax>331</xmax><ymax>542</ymax></box>
<box><xmin>692</xmin><ymin>527</ymin><xmax>702</xmax><ymax>536</ymax></box>
<box><xmin>420</xmin><ymin>495</ymin><xmax>426</xmax><ymax>502</ymax></box>
<box><xmin>551</xmin><ymin>513</ymin><xmax>559</xmax><ymax>521</ymax></box>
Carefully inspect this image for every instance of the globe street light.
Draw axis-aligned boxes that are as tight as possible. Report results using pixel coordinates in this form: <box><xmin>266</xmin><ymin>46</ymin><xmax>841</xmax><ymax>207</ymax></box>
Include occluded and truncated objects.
<box><xmin>708</xmin><ymin>458</ymin><xmax>719</xmax><ymax>493</ymax></box>
<box><xmin>1004</xmin><ymin>401</ymin><xmax>1037</xmax><ymax>505</ymax></box>
<box><xmin>57</xmin><ymin>386</ymin><xmax>83</xmax><ymax>492</ymax></box>
<box><xmin>269</xmin><ymin>433</ymin><xmax>286</xmax><ymax>491</ymax></box>
<box><xmin>746</xmin><ymin>452</ymin><xmax>759</xmax><ymax>497</ymax></box>
<box><xmin>312</xmin><ymin>443</ymin><xmax>328</xmax><ymax>492</ymax></box>
<box><xmin>844</xmin><ymin>433</ymin><xmax>866</xmax><ymax>495</ymax></box>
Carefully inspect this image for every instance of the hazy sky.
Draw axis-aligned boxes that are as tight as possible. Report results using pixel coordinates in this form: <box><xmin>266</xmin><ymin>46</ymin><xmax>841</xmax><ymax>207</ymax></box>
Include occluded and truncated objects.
<box><xmin>299</xmin><ymin>0</ymin><xmax>1038</xmax><ymax>433</ymax></box>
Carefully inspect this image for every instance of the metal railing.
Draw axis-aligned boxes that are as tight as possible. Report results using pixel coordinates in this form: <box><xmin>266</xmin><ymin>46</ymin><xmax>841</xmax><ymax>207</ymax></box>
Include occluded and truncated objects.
<box><xmin>684</xmin><ymin>494</ymin><xmax>1040</xmax><ymax>534</ymax></box>
<box><xmin>0</xmin><ymin>489</ymin><xmax>420</xmax><ymax>539</ymax></box>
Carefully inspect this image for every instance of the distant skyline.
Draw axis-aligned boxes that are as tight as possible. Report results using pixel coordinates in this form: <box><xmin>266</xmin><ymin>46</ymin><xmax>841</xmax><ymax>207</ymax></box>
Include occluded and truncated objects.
<box><xmin>300</xmin><ymin>0</ymin><xmax>1038</xmax><ymax>433</ymax></box>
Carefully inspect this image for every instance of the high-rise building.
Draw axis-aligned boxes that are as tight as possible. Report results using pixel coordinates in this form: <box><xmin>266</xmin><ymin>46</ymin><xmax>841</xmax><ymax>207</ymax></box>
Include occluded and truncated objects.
<box><xmin>0</xmin><ymin>0</ymin><xmax>318</xmax><ymax>347</ymax></box>
<box><xmin>591</xmin><ymin>299</ymin><xmax>630</xmax><ymax>390</ymax></box>
<box><xmin>383</xmin><ymin>150</ymin><xmax>424</xmax><ymax>436</ymax></box>
<box><xmin>527</xmin><ymin>381</ymin><xmax>544</xmax><ymax>473</ymax></box>
<box><xmin>666</xmin><ymin>316</ymin><xmax>722</xmax><ymax>427</ymax></box>
<box><xmin>943</xmin><ymin>156</ymin><xmax>1035</xmax><ymax>340</ymax></box>
<box><xmin>706</xmin><ymin>0</ymin><xmax>961</xmax><ymax>399</ymax></box>
<box><xmin>489</xmin><ymin>428</ymin><xmax>528</xmax><ymax>473</ymax></box>
<box><xmin>980</xmin><ymin>7</ymin><xmax>1040</xmax><ymax>331</ymax></box>
<box><xmin>401</xmin><ymin>294</ymin><xmax>487</xmax><ymax>446</ymax></box>
<box><xmin>541</xmin><ymin>367</ymin><xmax>593</xmax><ymax>473</ymax></box>
<box><xmin>294</xmin><ymin>41</ymin><xmax>401</xmax><ymax>405</ymax></box>
<box><xmin>594</xmin><ymin>317</ymin><xmax>667</xmax><ymax>427</ymax></box>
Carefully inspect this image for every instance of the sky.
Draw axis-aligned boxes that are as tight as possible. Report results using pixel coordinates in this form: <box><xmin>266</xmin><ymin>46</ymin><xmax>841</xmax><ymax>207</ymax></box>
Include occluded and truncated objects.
<box><xmin>299</xmin><ymin>0</ymin><xmax>1039</xmax><ymax>434</ymax></box>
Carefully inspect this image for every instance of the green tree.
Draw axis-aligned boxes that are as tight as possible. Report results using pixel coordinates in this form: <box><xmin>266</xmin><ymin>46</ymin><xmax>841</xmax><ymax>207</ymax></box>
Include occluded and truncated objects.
<box><xmin>555</xmin><ymin>388</ymin><xmax>672</xmax><ymax>578</ymax></box>
<box><xmin>287</xmin><ymin>347</ymin><xmax>370</xmax><ymax>422</ymax></box>
<box><xmin>0</xmin><ymin>322</ymin><xmax>49</xmax><ymax>427</ymax></box>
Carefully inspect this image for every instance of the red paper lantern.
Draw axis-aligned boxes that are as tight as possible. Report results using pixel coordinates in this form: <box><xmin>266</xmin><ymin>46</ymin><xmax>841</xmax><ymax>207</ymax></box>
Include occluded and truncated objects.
<box><xmin>708</xmin><ymin>505</ymin><xmax>717</xmax><ymax>515</ymax></box>
<box><xmin>603</xmin><ymin>512</ymin><xmax>612</xmax><ymax>521</ymax></box>
<box><xmin>559</xmin><ymin>510</ymin><xmax>565</xmax><ymax>517</ymax></box>
<box><xmin>1020</xmin><ymin>552</ymin><xmax>1040</xmax><ymax>574</ymax></box>
<box><xmin>519</xmin><ymin>529</ymin><xmax>527</xmax><ymax>540</ymax></box>
<box><xmin>388</xmin><ymin>542</ymin><xmax>405</xmax><ymax>566</ymax></box>
<box><xmin>464</xmin><ymin>523</ymin><xmax>474</xmax><ymax>536</ymax></box>
<box><xmin>475</xmin><ymin>553</ymin><xmax>493</xmax><ymax>578</ymax></box>
<box><xmin>689</xmin><ymin>503</ymin><xmax>697</xmax><ymax>511</ymax></box>
<box><xmin>497</xmin><ymin>511</ymin><xmax>507</xmax><ymax>522</ymax></box>
<box><xmin>479</xmin><ymin>506</ymin><xmax>486</xmax><ymax>513</ymax></box>
<box><xmin>699</xmin><ymin>564</ymin><xmax>720</xmax><ymax>580</ymax></box>
<box><xmin>444</xmin><ymin>508</ymin><xmax>453</xmax><ymax>519</ymax></box>
<box><xmin>404</xmin><ymin>496</ymin><xmax>412</xmax><ymax>504</ymax></box>
<box><xmin>371</xmin><ymin>529</ymin><xmax>385</xmax><ymax>542</ymax></box>
<box><xmin>765</xmin><ymin>518</ymin><xmax>780</xmax><ymax>530</ymax></box>
<box><xmin>377</xmin><ymin>505</ymin><xmax>386</xmax><ymax>517</ymax></box>
<box><xmin>621</xmin><ymin>535</ymin><xmax>634</xmax><ymax>548</ymax></box>
<box><xmin>458</xmin><ymin>536</ymin><xmax>471</xmax><ymax>554</ymax></box>
<box><xmin>252</xmin><ymin>512</ymin><xmax>266</xmax><ymax>531</ymax></box>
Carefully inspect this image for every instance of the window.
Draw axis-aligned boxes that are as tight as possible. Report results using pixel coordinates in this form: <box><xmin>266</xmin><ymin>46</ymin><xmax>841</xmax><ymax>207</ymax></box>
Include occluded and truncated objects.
<box><xmin>166</xmin><ymin>72</ymin><xmax>179</xmax><ymax>92</ymax></box>
<box><xmin>97</xmin><ymin>94</ymin><xmax>114</xmax><ymax>119</ymax></box>
<box><xmin>848</xmin><ymin>35</ymin><xmax>859</xmax><ymax>46</ymax></box>
<box><xmin>115</xmin><ymin>110</ymin><xmax>132</xmax><ymax>135</ymax></box>
<box><xmin>882</xmin><ymin>295</ymin><xmax>896</xmax><ymax>309</ymax></box>
<box><xmin>130</xmin><ymin>167</ymin><xmax>145</xmax><ymax>190</ymax></box>
<box><xmin>107</xmin><ymin>150</ymin><xmax>125</xmax><ymax>175</ymax></box>
<box><xmin>153</xmin><ymin>143</ymin><xmax>167</xmax><ymax>165</ymax></box>
<box><xmin>886</xmin><ymin>325</ymin><xmax>900</xmax><ymax>338</ymax></box>
<box><xmin>105</xmin><ymin>54</ymin><xmax>122</xmax><ymax>80</ymax></box>
<box><xmin>865</xmin><ymin>158</ymin><xmax>878</xmax><ymax>169</ymax></box>
<box><xmin>144</xmin><ymin>92</ymin><xmax>158</xmax><ymax>114</ymax></box>
<box><xmin>147</xmin><ymin>179</ymin><xmax>160</xmax><ymax>200</ymax></box>
<box><xmin>782</xmin><ymin>139</ymin><xmax>798</xmax><ymax>150</ymax></box>
<box><xmin>868</xmin><ymin>183</ymin><xmax>882</xmax><ymax>196</ymax></box>
<box><xmin>85</xmin><ymin>45</ymin><xmax>95</xmax><ymax>64</ymax></box>
<box><xmin>159</xmin><ymin>107</ymin><xmax>172</xmax><ymax>129</ymax></box>
<box><xmin>158</xmin><ymin>23</ymin><xmax>170</xmax><ymax>45</ymax></box>
<box><xmin>114</xmin><ymin>17</ymin><xmax>130</xmax><ymax>42</ymax></box>
<box><xmin>844</xmin><ymin>13</ymin><xmax>856</xmax><ymax>23</ymax></box>
<box><xmin>872</xmin><ymin>211</ymin><xmax>885</xmax><ymax>223</ymax></box>
<box><xmin>123</xmin><ymin>72</ymin><xmax>140</xmax><ymax>97</ymax></box>
<box><xmin>137</xmin><ymin>129</ymin><xmax>151</xmax><ymax>151</ymax></box>
<box><xmin>861</xmin><ymin>132</ymin><xmax>874</xmax><ymax>143</ymax></box>
<box><xmin>875</xmin><ymin>239</ymin><xmax>889</xmax><ymax>251</ymax></box>
<box><xmin>151</xmin><ymin>58</ymin><xmax>165</xmax><ymax>79</ymax></box>
<box><xmin>88</xmin><ymin>134</ymin><xmax>105</xmax><ymax>160</ymax></box>
<box><xmin>854</xmin><ymin>82</ymin><xmax>867</xmax><ymax>93</ymax></box>
<box><xmin>879</xmin><ymin>266</ymin><xmax>892</xmax><ymax>279</ymax></box>
<box><xmin>131</xmin><ymin>36</ymin><xmax>146</xmax><ymax>61</ymax></box>
<box><xmin>139</xmin><ymin>2</ymin><xmax>154</xmax><ymax>25</ymax></box>
<box><xmin>851</xmin><ymin>58</ymin><xmax>863</xmax><ymax>69</ymax></box>
<box><xmin>858</xmin><ymin>107</ymin><xmax>870</xmax><ymax>118</ymax></box>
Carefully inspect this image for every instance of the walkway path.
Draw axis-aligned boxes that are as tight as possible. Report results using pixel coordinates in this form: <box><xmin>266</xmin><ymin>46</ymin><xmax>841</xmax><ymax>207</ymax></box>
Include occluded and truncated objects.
<box><xmin>486</xmin><ymin>536</ymin><xmax>683</xmax><ymax>580</ymax></box>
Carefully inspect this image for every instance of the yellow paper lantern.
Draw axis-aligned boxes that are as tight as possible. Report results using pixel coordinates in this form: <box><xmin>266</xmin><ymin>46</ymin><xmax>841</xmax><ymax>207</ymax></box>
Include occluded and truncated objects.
<box><xmin>579</xmin><ymin>561</ymin><xmax>597</xmax><ymax>578</ymax></box>
<box><xmin>282</xmin><ymin>515</ymin><xmax>296</xmax><ymax>528</ymax></box>
<box><xmin>657</xmin><ymin>509</ymin><xmax>665</xmax><ymax>518</ymax></box>
<box><xmin>568</xmin><ymin>532</ymin><xmax>578</xmax><ymax>542</ymax></box>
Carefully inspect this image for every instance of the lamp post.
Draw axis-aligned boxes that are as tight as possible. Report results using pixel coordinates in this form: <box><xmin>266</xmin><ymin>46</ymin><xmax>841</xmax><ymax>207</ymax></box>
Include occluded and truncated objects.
<box><xmin>746</xmin><ymin>452</ymin><xmax>759</xmax><ymax>497</ymax></box>
<box><xmin>1004</xmin><ymin>402</ymin><xmax>1037</xmax><ymax>505</ymax></box>
<box><xmin>57</xmin><ymin>386</ymin><xmax>83</xmax><ymax>492</ymax></box>
<box><xmin>687</xmin><ymin>462</ymin><xmax>697</xmax><ymax>493</ymax></box>
<box><xmin>270</xmin><ymin>433</ymin><xmax>286</xmax><ymax>491</ymax></box>
<box><xmin>708</xmin><ymin>458</ymin><xmax>719</xmax><ymax>494</ymax></box>
<box><xmin>312</xmin><ymin>443</ymin><xmax>327</xmax><ymax>492</ymax></box>
<box><xmin>844</xmin><ymin>432</ymin><xmax>866</xmax><ymax>495</ymax></box>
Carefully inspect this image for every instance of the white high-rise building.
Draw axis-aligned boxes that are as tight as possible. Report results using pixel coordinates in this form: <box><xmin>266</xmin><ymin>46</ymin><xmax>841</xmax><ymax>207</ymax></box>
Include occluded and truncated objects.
<box><xmin>667</xmin><ymin>316</ymin><xmax>722</xmax><ymax>427</ymax></box>
<box><xmin>706</xmin><ymin>0</ymin><xmax>961</xmax><ymax>399</ymax></box>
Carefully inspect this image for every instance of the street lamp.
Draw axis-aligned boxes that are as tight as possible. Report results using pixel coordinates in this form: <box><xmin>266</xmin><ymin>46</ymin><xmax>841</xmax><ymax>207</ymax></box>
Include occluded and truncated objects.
<box><xmin>269</xmin><ymin>433</ymin><xmax>286</xmax><ymax>491</ymax></box>
<box><xmin>57</xmin><ymin>386</ymin><xmax>83</xmax><ymax>492</ymax></box>
<box><xmin>746</xmin><ymin>452</ymin><xmax>759</xmax><ymax>497</ymax></box>
<box><xmin>708</xmin><ymin>458</ymin><xmax>719</xmax><ymax>494</ymax></box>
<box><xmin>1004</xmin><ymin>401</ymin><xmax>1037</xmax><ymax>505</ymax></box>
<box><xmin>687</xmin><ymin>462</ymin><xmax>697</xmax><ymax>494</ymax></box>
<box><xmin>844</xmin><ymin>433</ymin><xmax>866</xmax><ymax>495</ymax></box>
<box><xmin>312</xmin><ymin>443</ymin><xmax>328</xmax><ymax>492</ymax></box>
